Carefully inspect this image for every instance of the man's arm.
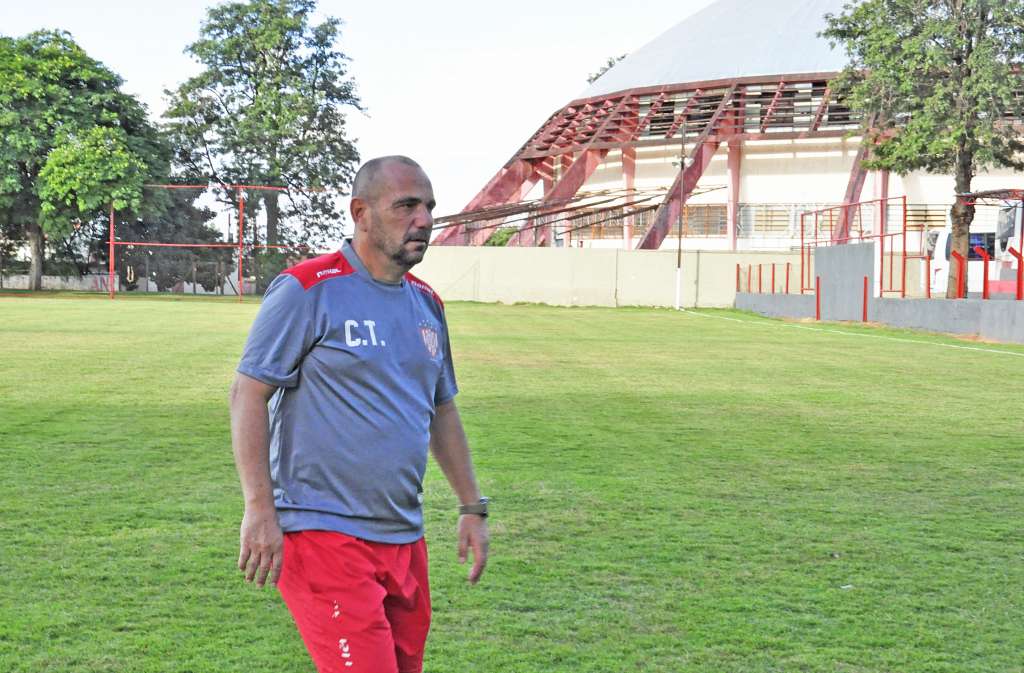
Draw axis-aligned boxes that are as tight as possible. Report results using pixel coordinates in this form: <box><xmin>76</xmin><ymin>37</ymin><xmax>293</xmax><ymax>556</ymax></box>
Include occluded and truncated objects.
<box><xmin>429</xmin><ymin>400</ymin><xmax>489</xmax><ymax>584</ymax></box>
<box><xmin>229</xmin><ymin>372</ymin><xmax>283</xmax><ymax>588</ymax></box>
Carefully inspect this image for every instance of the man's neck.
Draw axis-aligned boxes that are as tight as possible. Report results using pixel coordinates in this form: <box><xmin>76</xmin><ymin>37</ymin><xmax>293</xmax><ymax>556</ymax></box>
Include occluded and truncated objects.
<box><xmin>351</xmin><ymin>238</ymin><xmax>407</xmax><ymax>284</ymax></box>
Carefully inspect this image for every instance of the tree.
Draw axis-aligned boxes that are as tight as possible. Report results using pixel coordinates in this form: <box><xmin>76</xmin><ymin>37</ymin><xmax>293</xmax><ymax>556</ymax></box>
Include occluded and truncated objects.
<box><xmin>0</xmin><ymin>31</ymin><xmax>167</xmax><ymax>289</ymax></box>
<box><xmin>587</xmin><ymin>54</ymin><xmax>627</xmax><ymax>85</ymax></box>
<box><xmin>823</xmin><ymin>0</ymin><xmax>1024</xmax><ymax>297</ymax></box>
<box><xmin>483</xmin><ymin>226</ymin><xmax>518</xmax><ymax>247</ymax></box>
<box><xmin>164</xmin><ymin>0</ymin><xmax>362</xmax><ymax>252</ymax></box>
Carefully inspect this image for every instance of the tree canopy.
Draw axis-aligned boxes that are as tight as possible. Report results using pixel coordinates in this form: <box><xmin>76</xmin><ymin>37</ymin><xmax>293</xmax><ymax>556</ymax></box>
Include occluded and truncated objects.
<box><xmin>0</xmin><ymin>30</ymin><xmax>168</xmax><ymax>289</ymax></box>
<box><xmin>823</xmin><ymin>0</ymin><xmax>1024</xmax><ymax>296</ymax></box>
<box><xmin>163</xmin><ymin>0</ymin><xmax>362</xmax><ymax>250</ymax></box>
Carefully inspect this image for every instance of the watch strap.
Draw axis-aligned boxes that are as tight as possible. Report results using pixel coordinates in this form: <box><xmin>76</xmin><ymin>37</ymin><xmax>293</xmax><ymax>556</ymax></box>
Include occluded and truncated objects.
<box><xmin>458</xmin><ymin>497</ymin><xmax>489</xmax><ymax>517</ymax></box>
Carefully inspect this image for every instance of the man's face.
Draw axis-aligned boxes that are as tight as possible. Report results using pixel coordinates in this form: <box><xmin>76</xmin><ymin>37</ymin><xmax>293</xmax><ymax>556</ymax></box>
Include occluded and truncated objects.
<box><xmin>363</xmin><ymin>163</ymin><xmax>436</xmax><ymax>271</ymax></box>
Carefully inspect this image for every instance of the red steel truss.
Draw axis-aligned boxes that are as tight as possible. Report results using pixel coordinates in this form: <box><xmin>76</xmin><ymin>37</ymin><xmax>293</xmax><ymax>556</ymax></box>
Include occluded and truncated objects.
<box><xmin>438</xmin><ymin>73</ymin><xmax>859</xmax><ymax>248</ymax></box>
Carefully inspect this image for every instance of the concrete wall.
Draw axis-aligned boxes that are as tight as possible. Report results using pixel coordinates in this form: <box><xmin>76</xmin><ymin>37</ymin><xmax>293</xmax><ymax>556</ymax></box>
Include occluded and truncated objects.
<box><xmin>816</xmin><ymin>242</ymin><xmax>874</xmax><ymax>322</ymax></box>
<box><xmin>736</xmin><ymin>244</ymin><xmax>1024</xmax><ymax>345</ymax></box>
<box><xmin>414</xmin><ymin>246</ymin><xmax>801</xmax><ymax>308</ymax></box>
<box><xmin>735</xmin><ymin>293</ymin><xmax>816</xmax><ymax>319</ymax></box>
<box><xmin>869</xmin><ymin>297</ymin><xmax>1024</xmax><ymax>344</ymax></box>
<box><xmin>980</xmin><ymin>300</ymin><xmax>1024</xmax><ymax>344</ymax></box>
<box><xmin>1</xmin><ymin>274</ymin><xmax>119</xmax><ymax>292</ymax></box>
<box><xmin>739</xmin><ymin>292</ymin><xmax>1024</xmax><ymax>344</ymax></box>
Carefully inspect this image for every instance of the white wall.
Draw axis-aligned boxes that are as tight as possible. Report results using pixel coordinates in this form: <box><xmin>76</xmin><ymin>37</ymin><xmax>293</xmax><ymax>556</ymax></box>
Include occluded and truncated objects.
<box><xmin>415</xmin><ymin>247</ymin><xmax>802</xmax><ymax>308</ymax></box>
<box><xmin>0</xmin><ymin>274</ymin><xmax>118</xmax><ymax>292</ymax></box>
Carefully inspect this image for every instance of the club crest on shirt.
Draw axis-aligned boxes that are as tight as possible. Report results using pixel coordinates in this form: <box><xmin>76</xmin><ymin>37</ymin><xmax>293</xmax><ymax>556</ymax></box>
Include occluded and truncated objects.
<box><xmin>418</xmin><ymin>322</ymin><xmax>440</xmax><ymax>358</ymax></box>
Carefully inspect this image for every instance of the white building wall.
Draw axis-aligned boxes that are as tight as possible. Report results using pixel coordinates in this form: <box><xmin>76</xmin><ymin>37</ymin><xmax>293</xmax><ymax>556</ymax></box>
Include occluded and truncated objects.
<box><xmin>560</xmin><ymin>135</ymin><xmax>1024</xmax><ymax>252</ymax></box>
<box><xmin>578</xmin><ymin>136</ymin><xmax>1024</xmax><ymax>207</ymax></box>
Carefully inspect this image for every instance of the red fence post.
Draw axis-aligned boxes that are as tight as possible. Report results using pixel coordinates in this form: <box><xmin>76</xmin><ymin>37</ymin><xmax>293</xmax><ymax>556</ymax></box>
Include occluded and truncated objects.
<box><xmin>862</xmin><ymin>276</ymin><xmax>869</xmax><ymax>322</ymax></box>
<box><xmin>785</xmin><ymin>262</ymin><xmax>790</xmax><ymax>294</ymax></box>
<box><xmin>951</xmin><ymin>250</ymin><xmax>966</xmax><ymax>299</ymax></box>
<box><xmin>758</xmin><ymin>264</ymin><xmax>763</xmax><ymax>294</ymax></box>
<box><xmin>108</xmin><ymin>204</ymin><xmax>115</xmax><ymax>300</ymax></box>
<box><xmin>973</xmin><ymin>245</ymin><xmax>990</xmax><ymax>299</ymax></box>
<box><xmin>813</xmin><ymin>212</ymin><xmax>820</xmax><ymax>290</ymax></box>
<box><xmin>747</xmin><ymin>264</ymin><xmax>752</xmax><ymax>293</ymax></box>
<box><xmin>771</xmin><ymin>263</ymin><xmax>776</xmax><ymax>294</ymax></box>
<box><xmin>879</xmin><ymin>231</ymin><xmax>886</xmax><ymax>298</ymax></box>
<box><xmin>901</xmin><ymin>195</ymin><xmax>907</xmax><ymax>298</ymax></box>
<box><xmin>800</xmin><ymin>213</ymin><xmax>805</xmax><ymax>293</ymax></box>
<box><xmin>736</xmin><ymin>263</ymin><xmax>740</xmax><ymax>293</ymax></box>
<box><xmin>815</xmin><ymin>276</ymin><xmax>821</xmax><ymax>321</ymax></box>
<box><xmin>925</xmin><ymin>256</ymin><xmax>932</xmax><ymax>299</ymax></box>
<box><xmin>1008</xmin><ymin>247</ymin><xmax>1023</xmax><ymax>301</ymax></box>
<box><xmin>237</xmin><ymin>188</ymin><xmax>245</xmax><ymax>303</ymax></box>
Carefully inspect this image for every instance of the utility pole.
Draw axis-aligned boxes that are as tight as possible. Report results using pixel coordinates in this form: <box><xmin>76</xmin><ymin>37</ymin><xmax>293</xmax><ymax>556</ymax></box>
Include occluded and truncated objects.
<box><xmin>675</xmin><ymin>140</ymin><xmax>685</xmax><ymax>310</ymax></box>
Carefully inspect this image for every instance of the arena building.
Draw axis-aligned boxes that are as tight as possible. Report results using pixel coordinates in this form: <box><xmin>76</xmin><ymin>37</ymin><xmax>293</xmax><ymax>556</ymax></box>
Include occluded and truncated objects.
<box><xmin>435</xmin><ymin>0</ymin><xmax>1021</xmax><ymax>253</ymax></box>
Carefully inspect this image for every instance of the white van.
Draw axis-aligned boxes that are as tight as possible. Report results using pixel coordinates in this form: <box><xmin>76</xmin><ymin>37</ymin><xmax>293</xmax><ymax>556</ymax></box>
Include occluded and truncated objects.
<box><xmin>925</xmin><ymin>203</ymin><xmax>1022</xmax><ymax>296</ymax></box>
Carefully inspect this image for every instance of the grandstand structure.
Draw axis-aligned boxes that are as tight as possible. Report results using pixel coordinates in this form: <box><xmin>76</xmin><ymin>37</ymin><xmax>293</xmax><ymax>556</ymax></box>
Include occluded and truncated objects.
<box><xmin>434</xmin><ymin>0</ymin><xmax>1021</xmax><ymax>252</ymax></box>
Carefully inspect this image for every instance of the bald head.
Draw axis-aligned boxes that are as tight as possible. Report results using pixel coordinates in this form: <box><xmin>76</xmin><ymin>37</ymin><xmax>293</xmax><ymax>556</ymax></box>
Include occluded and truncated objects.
<box><xmin>348</xmin><ymin>155</ymin><xmax>435</xmax><ymax>281</ymax></box>
<box><xmin>352</xmin><ymin>156</ymin><xmax>424</xmax><ymax>203</ymax></box>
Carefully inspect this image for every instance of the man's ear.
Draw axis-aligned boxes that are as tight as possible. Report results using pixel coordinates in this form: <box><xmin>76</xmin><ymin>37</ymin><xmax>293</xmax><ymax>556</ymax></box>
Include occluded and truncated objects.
<box><xmin>349</xmin><ymin>196</ymin><xmax>367</xmax><ymax>226</ymax></box>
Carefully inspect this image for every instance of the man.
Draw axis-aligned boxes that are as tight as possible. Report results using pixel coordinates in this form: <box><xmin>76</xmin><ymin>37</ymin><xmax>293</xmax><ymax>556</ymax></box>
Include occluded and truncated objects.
<box><xmin>229</xmin><ymin>156</ymin><xmax>489</xmax><ymax>673</ymax></box>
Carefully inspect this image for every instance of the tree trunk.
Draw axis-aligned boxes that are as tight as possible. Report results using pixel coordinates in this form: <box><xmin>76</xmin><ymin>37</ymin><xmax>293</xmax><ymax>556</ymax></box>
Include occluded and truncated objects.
<box><xmin>26</xmin><ymin>221</ymin><xmax>44</xmax><ymax>291</ymax></box>
<box><xmin>265</xmin><ymin>191</ymin><xmax>280</xmax><ymax>247</ymax></box>
<box><xmin>947</xmin><ymin>151</ymin><xmax>975</xmax><ymax>298</ymax></box>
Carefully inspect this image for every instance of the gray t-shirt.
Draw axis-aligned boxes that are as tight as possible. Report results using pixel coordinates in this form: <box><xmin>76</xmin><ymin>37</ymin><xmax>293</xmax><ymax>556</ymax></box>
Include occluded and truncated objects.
<box><xmin>237</xmin><ymin>242</ymin><xmax>458</xmax><ymax>543</ymax></box>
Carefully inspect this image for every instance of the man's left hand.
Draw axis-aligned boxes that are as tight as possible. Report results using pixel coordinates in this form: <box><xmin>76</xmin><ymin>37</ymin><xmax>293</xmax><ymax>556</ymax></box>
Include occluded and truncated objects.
<box><xmin>457</xmin><ymin>514</ymin><xmax>489</xmax><ymax>584</ymax></box>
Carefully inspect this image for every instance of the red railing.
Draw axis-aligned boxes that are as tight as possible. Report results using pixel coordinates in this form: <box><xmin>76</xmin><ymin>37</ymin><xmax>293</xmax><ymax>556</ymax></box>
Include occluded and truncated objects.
<box><xmin>799</xmin><ymin>196</ymin><xmax>913</xmax><ymax>298</ymax></box>
<box><xmin>1009</xmin><ymin>247</ymin><xmax>1024</xmax><ymax>301</ymax></box>
<box><xmin>737</xmin><ymin>261</ymin><xmax>794</xmax><ymax>294</ymax></box>
<box><xmin>972</xmin><ymin>245</ymin><xmax>991</xmax><ymax>299</ymax></box>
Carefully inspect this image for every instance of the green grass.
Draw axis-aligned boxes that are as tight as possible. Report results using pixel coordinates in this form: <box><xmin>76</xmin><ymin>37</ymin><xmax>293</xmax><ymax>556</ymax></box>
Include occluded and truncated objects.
<box><xmin>1</xmin><ymin>295</ymin><xmax>1022</xmax><ymax>673</ymax></box>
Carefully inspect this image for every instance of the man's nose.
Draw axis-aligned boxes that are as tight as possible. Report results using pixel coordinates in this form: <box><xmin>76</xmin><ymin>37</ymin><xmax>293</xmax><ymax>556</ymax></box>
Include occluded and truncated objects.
<box><xmin>412</xmin><ymin>205</ymin><xmax>433</xmax><ymax>229</ymax></box>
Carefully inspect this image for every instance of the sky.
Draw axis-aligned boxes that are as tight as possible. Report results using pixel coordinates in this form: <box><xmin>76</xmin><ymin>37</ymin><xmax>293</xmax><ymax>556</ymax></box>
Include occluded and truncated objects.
<box><xmin>3</xmin><ymin>0</ymin><xmax>718</xmax><ymax>218</ymax></box>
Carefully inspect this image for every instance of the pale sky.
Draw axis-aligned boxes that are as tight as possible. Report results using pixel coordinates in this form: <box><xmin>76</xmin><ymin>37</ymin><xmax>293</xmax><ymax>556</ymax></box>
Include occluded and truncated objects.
<box><xmin>3</xmin><ymin>0</ymin><xmax>717</xmax><ymax>218</ymax></box>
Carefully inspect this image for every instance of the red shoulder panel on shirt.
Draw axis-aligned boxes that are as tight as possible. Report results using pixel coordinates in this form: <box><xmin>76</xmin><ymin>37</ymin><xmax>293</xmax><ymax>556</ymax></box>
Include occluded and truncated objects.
<box><xmin>281</xmin><ymin>251</ymin><xmax>356</xmax><ymax>290</ymax></box>
<box><xmin>405</xmin><ymin>272</ymin><xmax>444</xmax><ymax>309</ymax></box>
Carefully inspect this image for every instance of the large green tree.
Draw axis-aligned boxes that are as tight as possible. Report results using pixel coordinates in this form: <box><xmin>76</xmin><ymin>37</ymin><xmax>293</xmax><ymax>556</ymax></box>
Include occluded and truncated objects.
<box><xmin>163</xmin><ymin>0</ymin><xmax>362</xmax><ymax>250</ymax></box>
<box><xmin>823</xmin><ymin>0</ymin><xmax>1024</xmax><ymax>297</ymax></box>
<box><xmin>0</xmin><ymin>31</ymin><xmax>167</xmax><ymax>289</ymax></box>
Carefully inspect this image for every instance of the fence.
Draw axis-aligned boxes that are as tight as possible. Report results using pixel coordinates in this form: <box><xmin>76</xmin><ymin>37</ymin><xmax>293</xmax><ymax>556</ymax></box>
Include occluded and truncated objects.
<box><xmin>104</xmin><ymin>184</ymin><xmax>343</xmax><ymax>299</ymax></box>
<box><xmin>798</xmin><ymin>196</ymin><xmax>924</xmax><ymax>298</ymax></box>
<box><xmin>734</xmin><ymin>260</ymin><xmax>796</xmax><ymax>295</ymax></box>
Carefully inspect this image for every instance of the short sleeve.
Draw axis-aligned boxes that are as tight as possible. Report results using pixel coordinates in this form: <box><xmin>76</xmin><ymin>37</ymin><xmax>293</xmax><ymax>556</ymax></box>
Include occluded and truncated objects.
<box><xmin>237</xmin><ymin>274</ymin><xmax>317</xmax><ymax>388</ymax></box>
<box><xmin>434</xmin><ymin>311</ymin><xmax>459</xmax><ymax>405</ymax></box>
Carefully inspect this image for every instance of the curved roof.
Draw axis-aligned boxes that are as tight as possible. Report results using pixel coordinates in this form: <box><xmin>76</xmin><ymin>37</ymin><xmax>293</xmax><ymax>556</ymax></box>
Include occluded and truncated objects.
<box><xmin>579</xmin><ymin>0</ymin><xmax>850</xmax><ymax>100</ymax></box>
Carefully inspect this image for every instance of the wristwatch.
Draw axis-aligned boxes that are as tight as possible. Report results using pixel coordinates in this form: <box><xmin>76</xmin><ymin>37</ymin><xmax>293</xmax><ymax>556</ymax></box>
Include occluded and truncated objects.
<box><xmin>458</xmin><ymin>497</ymin><xmax>489</xmax><ymax>517</ymax></box>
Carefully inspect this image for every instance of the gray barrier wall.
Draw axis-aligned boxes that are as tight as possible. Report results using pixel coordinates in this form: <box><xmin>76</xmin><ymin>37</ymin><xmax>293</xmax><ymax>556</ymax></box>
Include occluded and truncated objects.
<box><xmin>735</xmin><ymin>242</ymin><xmax>1024</xmax><ymax>345</ymax></box>
<box><xmin>735</xmin><ymin>293</ymin><xmax>816</xmax><ymax>319</ymax></box>
<box><xmin>816</xmin><ymin>243</ymin><xmax>874</xmax><ymax>322</ymax></box>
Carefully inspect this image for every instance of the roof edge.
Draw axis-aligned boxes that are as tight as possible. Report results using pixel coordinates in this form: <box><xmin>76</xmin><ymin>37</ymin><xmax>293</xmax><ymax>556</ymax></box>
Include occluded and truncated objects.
<box><xmin>567</xmin><ymin>71</ymin><xmax>844</xmax><ymax>108</ymax></box>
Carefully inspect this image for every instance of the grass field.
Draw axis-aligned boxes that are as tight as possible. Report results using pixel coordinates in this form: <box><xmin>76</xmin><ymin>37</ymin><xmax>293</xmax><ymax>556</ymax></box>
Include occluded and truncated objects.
<box><xmin>1</xmin><ymin>294</ymin><xmax>1022</xmax><ymax>673</ymax></box>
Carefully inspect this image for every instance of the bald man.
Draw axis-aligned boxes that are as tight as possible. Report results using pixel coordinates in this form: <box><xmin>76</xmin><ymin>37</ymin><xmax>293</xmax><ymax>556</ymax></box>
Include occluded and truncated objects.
<box><xmin>229</xmin><ymin>156</ymin><xmax>489</xmax><ymax>673</ymax></box>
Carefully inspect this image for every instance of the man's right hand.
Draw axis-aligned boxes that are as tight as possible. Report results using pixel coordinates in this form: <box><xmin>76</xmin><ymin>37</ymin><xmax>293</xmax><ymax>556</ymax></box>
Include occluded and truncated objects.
<box><xmin>238</xmin><ymin>506</ymin><xmax>284</xmax><ymax>588</ymax></box>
